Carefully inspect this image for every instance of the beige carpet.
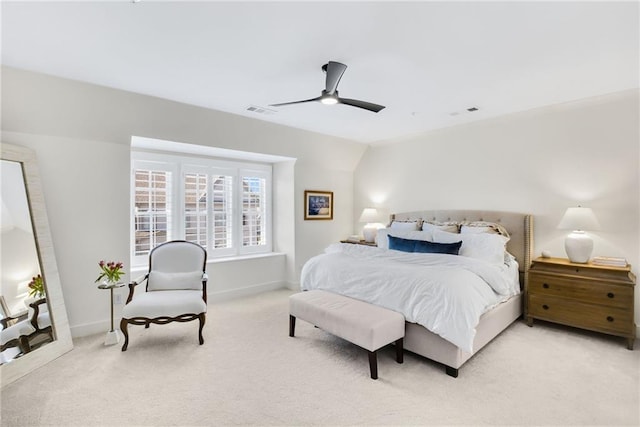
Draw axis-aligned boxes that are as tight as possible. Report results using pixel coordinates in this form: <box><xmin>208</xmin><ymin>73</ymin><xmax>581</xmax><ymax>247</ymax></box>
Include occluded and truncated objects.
<box><xmin>1</xmin><ymin>288</ymin><xmax>639</xmax><ymax>426</ymax></box>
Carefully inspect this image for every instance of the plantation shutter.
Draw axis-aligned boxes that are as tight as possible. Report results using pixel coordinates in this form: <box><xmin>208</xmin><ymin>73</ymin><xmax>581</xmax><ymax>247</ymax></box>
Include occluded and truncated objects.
<box><xmin>240</xmin><ymin>173</ymin><xmax>267</xmax><ymax>249</ymax></box>
<box><xmin>212</xmin><ymin>174</ymin><xmax>234</xmax><ymax>250</ymax></box>
<box><xmin>133</xmin><ymin>169</ymin><xmax>172</xmax><ymax>257</ymax></box>
<box><xmin>184</xmin><ymin>172</ymin><xmax>208</xmax><ymax>248</ymax></box>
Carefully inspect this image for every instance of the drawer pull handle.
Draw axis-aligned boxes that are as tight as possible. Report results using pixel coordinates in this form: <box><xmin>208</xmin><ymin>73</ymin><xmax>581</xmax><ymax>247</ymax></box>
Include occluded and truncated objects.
<box><xmin>542</xmin><ymin>283</ymin><xmax>549</xmax><ymax>289</ymax></box>
<box><xmin>542</xmin><ymin>304</ymin><xmax>549</xmax><ymax>310</ymax></box>
<box><xmin>607</xmin><ymin>292</ymin><xmax>614</xmax><ymax>299</ymax></box>
<box><xmin>607</xmin><ymin>316</ymin><xmax>614</xmax><ymax>322</ymax></box>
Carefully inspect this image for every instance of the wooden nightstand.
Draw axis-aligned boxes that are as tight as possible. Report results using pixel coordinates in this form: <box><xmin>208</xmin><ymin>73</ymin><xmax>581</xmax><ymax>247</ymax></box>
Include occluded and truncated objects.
<box><xmin>526</xmin><ymin>257</ymin><xmax>636</xmax><ymax>349</ymax></box>
<box><xmin>340</xmin><ymin>239</ymin><xmax>377</xmax><ymax>247</ymax></box>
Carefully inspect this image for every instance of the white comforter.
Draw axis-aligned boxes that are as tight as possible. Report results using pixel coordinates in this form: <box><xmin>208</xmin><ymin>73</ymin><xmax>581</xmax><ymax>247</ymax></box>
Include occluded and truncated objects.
<box><xmin>300</xmin><ymin>243</ymin><xmax>520</xmax><ymax>353</ymax></box>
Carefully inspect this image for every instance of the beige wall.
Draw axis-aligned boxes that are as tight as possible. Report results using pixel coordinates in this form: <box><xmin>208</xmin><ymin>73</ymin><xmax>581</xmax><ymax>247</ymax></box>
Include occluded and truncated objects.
<box><xmin>1</xmin><ymin>66</ymin><xmax>366</xmax><ymax>336</ymax></box>
<box><xmin>354</xmin><ymin>90</ymin><xmax>640</xmax><ymax>327</ymax></box>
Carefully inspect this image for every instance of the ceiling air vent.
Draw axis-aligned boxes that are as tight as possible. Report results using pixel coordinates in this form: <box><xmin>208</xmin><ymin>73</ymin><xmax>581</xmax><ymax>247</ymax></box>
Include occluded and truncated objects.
<box><xmin>246</xmin><ymin>105</ymin><xmax>276</xmax><ymax>115</ymax></box>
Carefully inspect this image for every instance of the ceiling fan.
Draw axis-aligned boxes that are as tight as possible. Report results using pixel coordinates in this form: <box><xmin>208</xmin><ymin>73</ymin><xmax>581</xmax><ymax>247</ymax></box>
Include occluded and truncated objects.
<box><xmin>270</xmin><ymin>61</ymin><xmax>385</xmax><ymax>113</ymax></box>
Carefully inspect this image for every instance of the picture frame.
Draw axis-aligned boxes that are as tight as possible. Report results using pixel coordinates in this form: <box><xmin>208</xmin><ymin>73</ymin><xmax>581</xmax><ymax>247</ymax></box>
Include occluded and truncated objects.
<box><xmin>304</xmin><ymin>190</ymin><xmax>333</xmax><ymax>220</ymax></box>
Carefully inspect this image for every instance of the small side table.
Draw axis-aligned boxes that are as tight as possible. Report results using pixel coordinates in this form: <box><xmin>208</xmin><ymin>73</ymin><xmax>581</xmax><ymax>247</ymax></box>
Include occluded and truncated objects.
<box><xmin>98</xmin><ymin>282</ymin><xmax>125</xmax><ymax>346</ymax></box>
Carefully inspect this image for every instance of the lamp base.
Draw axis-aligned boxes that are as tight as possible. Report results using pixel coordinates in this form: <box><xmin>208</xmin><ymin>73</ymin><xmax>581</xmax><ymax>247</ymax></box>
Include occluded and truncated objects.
<box><xmin>362</xmin><ymin>226</ymin><xmax>377</xmax><ymax>243</ymax></box>
<box><xmin>564</xmin><ymin>231</ymin><xmax>593</xmax><ymax>264</ymax></box>
<box><xmin>362</xmin><ymin>223</ymin><xmax>385</xmax><ymax>243</ymax></box>
<box><xmin>104</xmin><ymin>330</ymin><xmax>121</xmax><ymax>346</ymax></box>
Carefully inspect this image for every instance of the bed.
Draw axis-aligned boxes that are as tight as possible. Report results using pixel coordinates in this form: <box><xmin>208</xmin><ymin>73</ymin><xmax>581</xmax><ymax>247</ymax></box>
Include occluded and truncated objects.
<box><xmin>301</xmin><ymin>210</ymin><xmax>533</xmax><ymax>377</ymax></box>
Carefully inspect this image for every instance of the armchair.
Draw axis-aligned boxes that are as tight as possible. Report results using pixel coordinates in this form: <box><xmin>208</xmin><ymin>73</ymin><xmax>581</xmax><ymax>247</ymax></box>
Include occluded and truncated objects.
<box><xmin>1</xmin><ymin>298</ymin><xmax>52</xmax><ymax>356</ymax></box>
<box><xmin>120</xmin><ymin>240</ymin><xmax>208</xmax><ymax>351</ymax></box>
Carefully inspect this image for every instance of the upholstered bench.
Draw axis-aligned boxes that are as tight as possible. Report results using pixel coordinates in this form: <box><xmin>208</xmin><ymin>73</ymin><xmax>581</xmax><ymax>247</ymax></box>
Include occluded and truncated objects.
<box><xmin>289</xmin><ymin>290</ymin><xmax>405</xmax><ymax>379</ymax></box>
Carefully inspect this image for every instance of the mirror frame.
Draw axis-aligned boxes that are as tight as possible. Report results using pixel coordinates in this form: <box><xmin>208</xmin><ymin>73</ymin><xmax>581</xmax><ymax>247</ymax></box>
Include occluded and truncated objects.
<box><xmin>1</xmin><ymin>142</ymin><xmax>73</xmax><ymax>387</ymax></box>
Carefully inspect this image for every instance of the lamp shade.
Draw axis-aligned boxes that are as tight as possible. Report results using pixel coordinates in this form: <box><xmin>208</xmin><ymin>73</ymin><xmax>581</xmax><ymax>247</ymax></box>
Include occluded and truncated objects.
<box><xmin>557</xmin><ymin>207</ymin><xmax>600</xmax><ymax>231</ymax></box>
<box><xmin>358</xmin><ymin>208</ymin><xmax>380</xmax><ymax>223</ymax></box>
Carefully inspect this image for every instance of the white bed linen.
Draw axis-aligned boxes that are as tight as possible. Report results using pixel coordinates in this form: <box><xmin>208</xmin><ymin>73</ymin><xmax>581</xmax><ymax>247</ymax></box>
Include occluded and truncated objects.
<box><xmin>300</xmin><ymin>243</ymin><xmax>520</xmax><ymax>353</ymax></box>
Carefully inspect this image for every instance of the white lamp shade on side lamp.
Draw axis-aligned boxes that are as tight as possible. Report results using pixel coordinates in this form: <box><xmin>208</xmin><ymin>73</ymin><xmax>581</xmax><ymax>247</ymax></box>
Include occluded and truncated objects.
<box><xmin>557</xmin><ymin>207</ymin><xmax>600</xmax><ymax>263</ymax></box>
<box><xmin>359</xmin><ymin>208</ymin><xmax>385</xmax><ymax>243</ymax></box>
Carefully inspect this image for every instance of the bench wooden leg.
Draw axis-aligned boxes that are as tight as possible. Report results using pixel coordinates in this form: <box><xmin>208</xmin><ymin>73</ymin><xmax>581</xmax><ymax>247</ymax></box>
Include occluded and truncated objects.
<box><xmin>446</xmin><ymin>366</ymin><xmax>458</xmax><ymax>378</ymax></box>
<box><xmin>395</xmin><ymin>338</ymin><xmax>404</xmax><ymax>363</ymax></box>
<box><xmin>289</xmin><ymin>315</ymin><xmax>296</xmax><ymax>337</ymax></box>
<box><xmin>368</xmin><ymin>351</ymin><xmax>378</xmax><ymax>380</ymax></box>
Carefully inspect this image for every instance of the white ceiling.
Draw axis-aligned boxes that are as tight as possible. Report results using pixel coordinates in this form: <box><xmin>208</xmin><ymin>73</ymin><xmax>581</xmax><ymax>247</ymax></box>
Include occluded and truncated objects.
<box><xmin>2</xmin><ymin>1</ymin><xmax>638</xmax><ymax>144</ymax></box>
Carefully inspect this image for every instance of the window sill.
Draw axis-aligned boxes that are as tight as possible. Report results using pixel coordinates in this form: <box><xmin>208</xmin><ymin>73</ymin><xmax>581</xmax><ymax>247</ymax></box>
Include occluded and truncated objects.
<box><xmin>130</xmin><ymin>252</ymin><xmax>285</xmax><ymax>276</ymax></box>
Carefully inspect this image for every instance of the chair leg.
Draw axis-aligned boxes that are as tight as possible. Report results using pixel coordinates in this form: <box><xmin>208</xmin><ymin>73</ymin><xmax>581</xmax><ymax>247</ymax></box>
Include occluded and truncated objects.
<box><xmin>120</xmin><ymin>318</ymin><xmax>129</xmax><ymax>352</ymax></box>
<box><xmin>198</xmin><ymin>313</ymin><xmax>205</xmax><ymax>345</ymax></box>
<box><xmin>19</xmin><ymin>336</ymin><xmax>31</xmax><ymax>354</ymax></box>
<box><xmin>289</xmin><ymin>315</ymin><xmax>296</xmax><ymax>337</ymax></box>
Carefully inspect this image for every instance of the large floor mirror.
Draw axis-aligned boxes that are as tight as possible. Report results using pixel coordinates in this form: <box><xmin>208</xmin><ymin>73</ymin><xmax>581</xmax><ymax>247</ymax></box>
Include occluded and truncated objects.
<box><xmin>1</xmin><ymin>142</ymin><xmax>73</xmax><ymax>386</ymax></box>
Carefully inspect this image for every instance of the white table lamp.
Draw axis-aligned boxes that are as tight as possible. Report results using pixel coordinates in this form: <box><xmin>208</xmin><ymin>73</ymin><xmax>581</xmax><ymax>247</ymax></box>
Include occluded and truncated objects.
<box><xmin>557</xmin><ymin>206</ymin><xmax>600</xmax><ymax>263</ymax></box>
<box><xmin>359</xmin><ymin>208</ymin><xmax>384</xmax><ymax>243</ymax></box>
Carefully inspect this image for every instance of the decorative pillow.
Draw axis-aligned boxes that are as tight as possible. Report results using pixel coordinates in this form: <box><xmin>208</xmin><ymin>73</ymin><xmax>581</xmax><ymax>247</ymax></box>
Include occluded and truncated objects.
<box><xmin>390</xmin><ymin>220</ymin><xmax>421</xmax><ymax>231</ymax></box>
<box><xmin>422</xmin><ymin>221</ymin><xmax>460</xmax><ymax>233</ymax></box>
<box><xmin>148</xmin><ymin>270</ymin><xmax>203</xmax><ymax>291</ymax></box>
<box><xmin>432</xmin><ymin>229</ymin><xmax>508</xmax><ymax>265</ymax></box>
<box><xmin>387</xmin><ymin>235</ymin><xmax>418</xmax><ymax>253</ymax></box>
<box><xmin>414</xmin><ymin>239</ymin><xmax>462</xmax><ymax>255</ymax></box>
<box><xmin>377</xmin><ymin>228</ymin><xmax>434</xmax><ymax>249</ymax></box>
<box><xmin>460</xmin><ymin>221</ymin><xmax>510</xmax><ymax>239</ymax></box>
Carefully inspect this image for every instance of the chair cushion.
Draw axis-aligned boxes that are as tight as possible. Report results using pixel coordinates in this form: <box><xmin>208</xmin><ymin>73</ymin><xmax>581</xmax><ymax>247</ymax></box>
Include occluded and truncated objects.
<box><xmin>37</xmin><ymin>312</ymin><xmax>51</xmax><ymax>329</ymax></box>
<box><xmin>122</xmin><ymin>290</ymin><xmax>207</xmax><ymax>320</ymax></box>
<box><xmin>1</xmin><ymin>320</ymin><xmax>35</xmax><ymax>345</ymax></box>
<box><xmin>148</xmin><ymin>271</ymin><xmax>203</xmax><ymax>291</ymax></box>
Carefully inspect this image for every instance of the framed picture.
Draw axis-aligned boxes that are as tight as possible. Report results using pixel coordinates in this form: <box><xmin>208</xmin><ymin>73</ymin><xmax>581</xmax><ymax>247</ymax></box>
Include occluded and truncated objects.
<box><xmin>304</xmin><ymin>190</ymin><xmax>333</xmax><ymax>220</ymax></box>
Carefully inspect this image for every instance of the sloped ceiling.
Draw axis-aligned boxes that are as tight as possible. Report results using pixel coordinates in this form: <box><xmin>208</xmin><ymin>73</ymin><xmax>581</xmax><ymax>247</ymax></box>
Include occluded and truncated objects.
<box><xmin>1</xmin><ymin>1</ymin><xmax>638</xmax><ymax>143</ymax></box>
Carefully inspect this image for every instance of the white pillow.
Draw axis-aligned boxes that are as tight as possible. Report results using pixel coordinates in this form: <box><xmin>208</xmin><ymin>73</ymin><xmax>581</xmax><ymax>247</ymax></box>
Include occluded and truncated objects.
<box><xmin>377</xmin><ymin>228</ymin><xmax>434</xmax><ymax>249</ymax></box>
<box><xmin>432</xmin><ymin>229</ymin><xmax>508</xmax><ymax>265</ymax></box>
<box><xmin>148</xmin><ymin>270</ymin><xmax>203</xmax><ymax>291</ymax></box>
<box><xmin>389</xmin><ymin>220</ymin><xmax>420</xmax><ymax>231</ymax></box>
<box><xmin>422</xmin><ymin>221</ymin><xmax>459</xmax><ymax>233</ymax></box>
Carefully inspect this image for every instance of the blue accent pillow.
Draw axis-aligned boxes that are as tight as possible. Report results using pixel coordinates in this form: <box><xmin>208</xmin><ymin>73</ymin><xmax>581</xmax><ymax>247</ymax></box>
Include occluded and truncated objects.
<box><xmin>414</xmin><ymin>239</ymin><xmax>462</xmax><ymax>255</ymax></box>
<box><xmin>387</xmin><ymin>235</ymin><xmax>417</xmax><ymax>253</ymax></box>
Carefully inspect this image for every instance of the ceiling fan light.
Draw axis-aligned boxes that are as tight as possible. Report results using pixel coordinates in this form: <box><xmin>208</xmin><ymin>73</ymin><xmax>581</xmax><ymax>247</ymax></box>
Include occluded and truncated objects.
<box><xmin>320</xmin><ymin>96</ymin><xmax>338</xmax><ymax>105</ymax></box>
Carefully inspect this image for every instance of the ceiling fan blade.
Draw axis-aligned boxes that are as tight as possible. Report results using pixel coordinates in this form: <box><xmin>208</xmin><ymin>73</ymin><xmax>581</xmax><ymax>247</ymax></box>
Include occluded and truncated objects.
<box><xmin>270</xmin><ymin>96</ymin><xmax>321</xmax><ymax>107</ymax></box>
<box><xmin>339</xmin><ymin>98</ymin><xmax>385</xmax><ymax>113</ymax></box>
<box><xmin>325</xmin><ymin>61</ymin><xmax>347</xmax><ymax>94</ymax></box>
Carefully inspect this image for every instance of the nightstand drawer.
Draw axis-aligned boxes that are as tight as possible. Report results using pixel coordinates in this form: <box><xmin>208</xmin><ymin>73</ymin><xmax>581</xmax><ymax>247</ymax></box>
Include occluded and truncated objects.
<box><xmin>529</xmin><ymin>274</ymin><xmax>632</xmax><ymax>308</ymax></box>
<box><xmin>528</xmin><ymin>294</ymin><xmax>633</xmax><ymax>336</ymax></box>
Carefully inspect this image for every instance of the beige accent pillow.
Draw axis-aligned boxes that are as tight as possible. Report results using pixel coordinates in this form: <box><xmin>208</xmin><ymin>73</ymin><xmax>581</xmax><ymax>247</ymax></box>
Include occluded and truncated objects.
<box><xmin>422</xmin><ymin>221</ymin><xmax>460</xmax><ymax>233</ymax></box>
<box><xmin>460</xmin><ymin>221</ymin><xmax>510</xmax><ymax>239</ymax></box>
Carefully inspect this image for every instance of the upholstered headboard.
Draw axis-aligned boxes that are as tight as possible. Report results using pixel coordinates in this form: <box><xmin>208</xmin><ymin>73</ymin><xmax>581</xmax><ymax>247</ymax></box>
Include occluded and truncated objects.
<box><xmin>390</xmin><ymin>210</ymin><xmax>533</xmax><ymax>276</ymax></box>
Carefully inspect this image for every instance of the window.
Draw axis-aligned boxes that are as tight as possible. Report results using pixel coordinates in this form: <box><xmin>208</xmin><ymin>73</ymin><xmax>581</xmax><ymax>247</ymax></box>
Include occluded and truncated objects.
<box><xmin>131</xmin><ymin>152</ymin><xmax>272</xmax><ymax>265</ymax></box>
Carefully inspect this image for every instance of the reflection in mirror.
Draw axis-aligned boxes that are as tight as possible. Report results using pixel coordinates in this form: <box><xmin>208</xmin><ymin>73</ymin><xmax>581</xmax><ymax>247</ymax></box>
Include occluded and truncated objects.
<box><xmin>0</xmin><ymin>143</ymin><xmax>72</xmax><ymax>386</ymax></box>
<box><xmin>1</xmin><ymin>159</ymin><xmax>52</xmax><ymax>364</ymax></box>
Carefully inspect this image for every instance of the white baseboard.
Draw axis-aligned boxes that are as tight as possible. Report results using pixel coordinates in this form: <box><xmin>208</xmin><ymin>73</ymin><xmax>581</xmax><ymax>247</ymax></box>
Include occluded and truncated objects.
<box><xmin>71</xmin><ymin>319</ymin><xmax>113</xmax><ymax>338</ymax></box>
<box><xmin>285</xmin><ymin>281</ymin><xmax>299</xmax><ymax>291</ymax></box>
<box><xmin>69</xmin><ymin>281</ymin><xmax>288</xmax><ymax>338</ymax></box>
<box><xmin>208</xmin><ymin>281</ymin><xmax>286</xmax><ymax>302</ymax></box>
